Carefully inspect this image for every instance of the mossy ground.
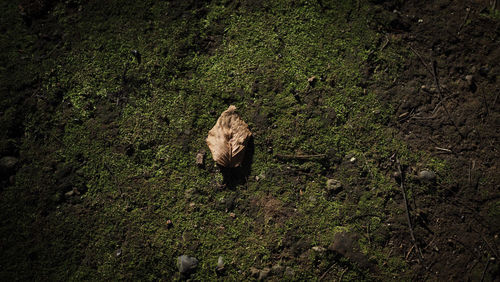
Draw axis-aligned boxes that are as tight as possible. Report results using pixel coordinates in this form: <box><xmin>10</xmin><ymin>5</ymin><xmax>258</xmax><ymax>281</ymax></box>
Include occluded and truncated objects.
<box><xmin>0</xmin><ymin>0</ymin><xmax>471</xmax><ymax>280</ymax></box>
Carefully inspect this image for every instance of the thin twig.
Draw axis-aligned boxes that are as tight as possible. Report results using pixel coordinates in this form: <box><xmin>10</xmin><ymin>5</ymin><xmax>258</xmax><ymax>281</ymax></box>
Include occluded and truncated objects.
<box><xmin>409</xmin><ymin>46</ymin><xmax>460</xmax><ymax>134</ymax></box>
<box><xmin>458</xmin><ymin>7</ymin><xmax>471</xmax><ymax>35</ymax></box>
<box><xmin>409</xmin><ymin>46</ymin><xmax>433</xmax><ymax>76</ymax></box>
<box><xmin>380</xmin><ymin>35</ymin><xmax>390</xmax><ymax>51</ymax></box>
<box><xmin>480</xmin><ymin>89</ymin><xmax>490</xmax><ymax>116</ymax></box>
<box><xmin>468</xmin><ymin>258</ymin><xmax>480</xmax><ymax>280</ymax></box>
<box><xmin>435</xmin><ymin>147</ymin><xmax>452</xmax><ymax>153</ymax></box>
<box><xmin>319</xmin><ymin>263</ymin><xmax>336</xmax><ymax>281</ymax></box>
<box><xmin>397</xmin><ymin>158</ymin><xmax>424</xmax><ymax>261</ymax></box>
<box><xmin>468</xmin><ymin>162</ymin><xmax>472</xmax><ymax>186</ymax></box>
<box><xmin>275</xmin><ymin>153</ymin><xmax>327</xmax><ymax>161</ymax></box>
<box><xmin>405</xmin><ymin>244</ymin><xmax>415</xmax><ymax>260</ymax></box>
<box><xmin>480</xmin><ymin>256</ymin><xmax>491</xmax><ymax>282</ymax></box>
<box><xmin>338</xmin><ymin>267</ymin><xmax>348</xmax><ymax>282</ymax></box>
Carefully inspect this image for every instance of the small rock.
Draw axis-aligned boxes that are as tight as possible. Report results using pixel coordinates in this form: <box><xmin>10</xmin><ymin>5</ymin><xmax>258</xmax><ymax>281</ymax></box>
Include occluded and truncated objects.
<box><xmin>258</xmin><ymin>267</ymin><xmax>271</xmax><ymax>280</ymax></box>
<box><xmin>465</xmin><ymin>75</ymin><xmax>474</xmax><ymax>83</ymax></box>
<box><xmin>349</xmin><ymin>157</ymin><xmax>356</xmax><ymax>163</ymax></box>
<box><xmin>166</xmin><ymin>219</ymin><xmax>173</xmax><ymax>229</ymax></box>
<box><xmin>418</xmin><ymin>170</ymin><xmax>436</xmax><ymax>182</ymax></box>
<box><xmin>0</xmin><ymin>156</ymin><xmax>18</xmax><ymax>168</ymax></box>
<box><xmin>115</xmin><ymin>248</ymin><xmax>122</xmax><ymax>257</ymax></box>
<box><xmin>465</xmin><ymin>74</ymin><xmax>477</xmax><ymax>92</ymax></box>
<box><xmin>0</xmin><ymin>156</ymin><xmax>18</xmax><ymax>175</ymax></box>
<box><xmin>65</xmin><ymin>188</ymin><xmax>80</xmax><ymax>197</ymax></box>
<box><xmin>255</xmin><ymin>172</ymin><xmax>266</xmax><ymax>181</ymax></box>
<box><xmin>312</xmin><ymin>246</ymin><xmax>326</xmax><ymax>252</ymax></box>
<box><xmin>216</xmin><ymin>256</ymin><xmax>225</xmax><ymax>274</ymax></box>
<box><xmin>307</xmin><ymin>76</ymin><xmax>317</xmax><ymax>83</ymax></box>
<box><xmin>196</xmin><ymin>150</ymin><xmax>205</xmax><ymax>167</ymax></box>
<box><xmin>177</xmin><ymin>255</ymin><xmax>198</xmax><ymax>275</ymax></box>
<box><xmin>326</xmin><ymin>179</ymin><xmax>343</xmax><ymax>193</ymax></box>
<box><xmin>229</xmin><ymin>212</ymin><xmax>236</xmax><ymax>219</ymax></box>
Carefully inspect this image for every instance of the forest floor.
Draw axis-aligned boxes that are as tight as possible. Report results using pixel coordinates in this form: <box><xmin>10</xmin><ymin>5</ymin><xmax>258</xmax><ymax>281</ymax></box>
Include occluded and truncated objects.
<box><xmin>0</xmin><ymin>0</ymin><xmax>499</xmax><ymax>280</ymax></box>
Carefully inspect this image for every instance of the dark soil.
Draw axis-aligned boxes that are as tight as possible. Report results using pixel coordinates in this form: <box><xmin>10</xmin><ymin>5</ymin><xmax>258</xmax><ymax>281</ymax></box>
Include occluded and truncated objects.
<box><xmin>377</xmin><ymin>0</ymin><xmax>500</xmax><ymax>280</ymax></box>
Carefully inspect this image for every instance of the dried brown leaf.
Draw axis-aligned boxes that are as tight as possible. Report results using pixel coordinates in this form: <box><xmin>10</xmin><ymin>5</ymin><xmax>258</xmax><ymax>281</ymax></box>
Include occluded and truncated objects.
<box><xmin>206</xmin><ymin>105</ymin><xmax>252</xmax><ymax>167</ymax></box>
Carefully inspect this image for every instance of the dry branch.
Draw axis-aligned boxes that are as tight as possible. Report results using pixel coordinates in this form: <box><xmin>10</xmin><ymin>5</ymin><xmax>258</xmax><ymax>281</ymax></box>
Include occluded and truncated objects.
<box><xmin>397</xmin><ymin>158</ymin><xmax>424</xmax><ymax>261</ymax></box>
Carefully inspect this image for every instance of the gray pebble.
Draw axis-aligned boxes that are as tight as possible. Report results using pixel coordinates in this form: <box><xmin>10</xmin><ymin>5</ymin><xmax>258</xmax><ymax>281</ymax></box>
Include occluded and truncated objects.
<box><xmin>418</xmin><ymin>170</ymin><xmax>436</xmax><ymax>182</ymax></box>
<box><xmin>312</xmin><ymin>246</ymin><xmax>326</xmax><ymax>252</ymax></box>
<box><xmin>216</xmin><ymin>256</ymin><xmax>225</xmax><ymax>274</ymax></box>
<box><xmin>196</xmin><ymin>150</ymin><xmax>205</xmax><ymax>166</ymax></box>
<box><xmin>0</xmin><ymin>156</ymin><xmax>18</xmax><ymax>170</ymax></box>
<box><xmin>465</xmin><ymin>74</ymin><xmax>474</xmax><ymax>85</ymax></box>
<box><xmin>326</xmin><ymin>179</ymin><xmax>343</xmax><ymax>193</ymax></box>
<box><xmin>255</xmin><ymin>172</ymin><xmax>266</xmax><ymax>181</ymax></box>
<box><xmin>217</xmin><ymin>256</ymin><xmax>224</xmax><ymax>268</ymax></box>
<box><xmin>178</xmin><ymin>255</ymin><xmax>198</xmax><ymax>274</ymax></box>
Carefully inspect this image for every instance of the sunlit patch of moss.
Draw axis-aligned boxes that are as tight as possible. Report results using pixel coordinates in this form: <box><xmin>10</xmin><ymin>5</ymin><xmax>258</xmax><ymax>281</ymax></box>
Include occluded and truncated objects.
<box><xmin>0</xmin><ymin>0</ymin><xmax>459</xmax><ymax>280</ymax></box>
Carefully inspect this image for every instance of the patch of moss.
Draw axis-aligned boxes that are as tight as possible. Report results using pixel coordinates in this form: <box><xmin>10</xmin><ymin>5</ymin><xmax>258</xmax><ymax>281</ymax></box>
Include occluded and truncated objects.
<box><xmin>0</xmin><ymin>0</ymin><xmax>457</xmax><ymax>280</ymax></box>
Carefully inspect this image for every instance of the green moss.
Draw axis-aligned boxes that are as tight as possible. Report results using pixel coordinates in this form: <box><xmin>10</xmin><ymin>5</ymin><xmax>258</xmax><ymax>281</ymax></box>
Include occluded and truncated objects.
<box><xmin>0</xmin><ymin>0</ymin><xmax>461</xmax><ymax>280</ymax></box>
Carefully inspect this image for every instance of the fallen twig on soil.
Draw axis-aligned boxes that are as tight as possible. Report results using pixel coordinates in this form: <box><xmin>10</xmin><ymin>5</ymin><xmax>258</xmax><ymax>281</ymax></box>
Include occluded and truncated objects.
<box><xmin>480</xmin><ymin>89</ymin><xmax>490</xmax><ymax>116</ymax></box>
<box><xmin>397</xmin><ymin>158</ymin><xmax>424</xmax><ymax>261</ymax></box>
<box><xmin>274</xmin><ymin>153</ymin><xmax>327</xmax><ymax>161</ymax></box>
<box><xmin>409</xmin><ymin>46</ymin><xmax>433</xmax><ymax>75</ymax></box>
<box><xmin>405</xmin><ymin>245</ymin><xmax>415</xmax><ymax>260</ymax></box>
<box><xmin>458</xmin><ymin>7</ymin><xmax>471</xmax><ymax>35</ymax></box>
<box><xmin>319</xmin><ymin>263</ymin><xmax>337</xmax><ymax>281</ymax></box>
<box><xmin>468</xmin><ymin>160</ymin><xmax>475</xmax><ymax>187</ymax></box>
<box><xmin>380</xmin><ymin>35</ymin><xmax>389</xmax><ymax>51</ymax></box>
<box><xmin>435</xmin><ymin>147</ymin><xmax>452</xmax><ymax>153</ymax></box>
<box><xmin>479</xmin><ymin>256</ymin><xmax>491</xmax><ymax>282</ymax></box>
<box><xmin>409</xmin><ymin>45</ymin><xmax>463</xmax><ymax>137</ymax></box>
<box><xmin>339</xmin><ymin>267</ymin><xmax>348</xmax><ymax>282</ymax></box>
